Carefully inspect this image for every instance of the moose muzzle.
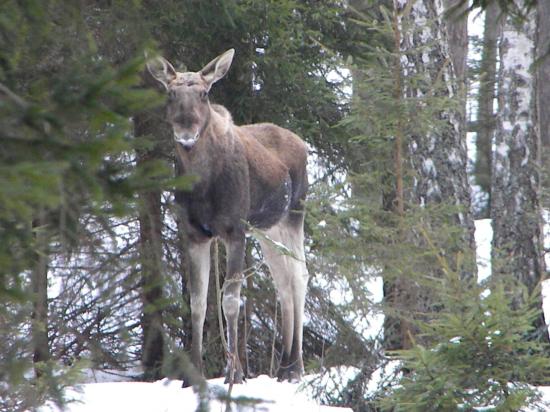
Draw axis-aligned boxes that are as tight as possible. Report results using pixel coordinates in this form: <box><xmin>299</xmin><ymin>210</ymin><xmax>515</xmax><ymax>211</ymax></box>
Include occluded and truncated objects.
<box><xmin>174</xmin><ymin>130</ymin><xmax>200</xmax><ymax>149</ymax></box>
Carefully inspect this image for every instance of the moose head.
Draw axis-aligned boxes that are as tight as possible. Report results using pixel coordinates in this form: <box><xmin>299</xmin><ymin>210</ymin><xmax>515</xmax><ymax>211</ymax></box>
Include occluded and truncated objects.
<box><xmin>147</xmin><ymin>49</ymin><xmax>235</xmax><ymax>149</ymax></box>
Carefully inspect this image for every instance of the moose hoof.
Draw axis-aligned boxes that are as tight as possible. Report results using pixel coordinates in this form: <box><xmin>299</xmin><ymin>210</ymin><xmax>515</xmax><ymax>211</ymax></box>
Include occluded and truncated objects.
<box><xmin>224</xmin><ymin>369</ymin><xmax>245</xmax><ymax>384</ymax></box>
<box><xmin>224</xmin><ymin>359</ymin><xmax>245</xmax><ymax>384</ymax></box>
<box><xmin>277</xmin><ymin>365</ymin><xmax>303</xmax><ymax>383</ymax></box>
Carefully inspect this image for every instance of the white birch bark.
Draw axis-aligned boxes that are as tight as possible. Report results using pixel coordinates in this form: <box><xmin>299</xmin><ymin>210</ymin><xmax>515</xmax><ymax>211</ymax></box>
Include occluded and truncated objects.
<box><xmin>491</xmin><ymin>5</ymin><xmax>546</xmax><ymax>297</ymax></box>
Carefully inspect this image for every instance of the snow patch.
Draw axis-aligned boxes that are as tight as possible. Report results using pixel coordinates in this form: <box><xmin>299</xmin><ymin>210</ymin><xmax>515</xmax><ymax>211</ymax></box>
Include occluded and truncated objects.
<box><xmin>475</xmin><ymin>219</ymin><xmax>492</xmax><ymax>283</ymax></box>
<box><xmin>495</xmin><ymin>141</ymin><xmax>509</xmax><ymax>158</ymax></box>
<box><xmin>449</xmin><ymin>336</ymin><xmax>462</xmax><ymax>344</ymax></box>
<box><xmin>422</xmin><ymin>158</ymin><xmax>437</xmax><ymax>176</ymax></box>
<box><xmin>39</xmin><ymin>375</ymin><xmax>353</xmax><ymax>412</ymax></box>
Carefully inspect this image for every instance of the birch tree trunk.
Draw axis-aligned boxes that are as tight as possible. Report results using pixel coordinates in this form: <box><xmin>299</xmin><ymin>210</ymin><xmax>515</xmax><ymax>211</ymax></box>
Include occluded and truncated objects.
<box><xmin>491</xmin><ymin>4</ymin><xmax>547</xmax><ymax>341</ymax></box>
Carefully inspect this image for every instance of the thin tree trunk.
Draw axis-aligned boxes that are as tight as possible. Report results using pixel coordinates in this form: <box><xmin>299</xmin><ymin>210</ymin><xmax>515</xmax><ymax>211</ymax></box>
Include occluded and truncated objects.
<box><xmin>135</xmin><ymin>114</ymin><xmax>166</xmax><ymax>380</ymax></box>
<box><xmin>31</xmin><ymin>212</ymin><xmax>50</xmax><ymax>378</ymax></box>
<box><xmin>206</xmin><ymin>239</ymin><xmax>226</xmax><ymax>377</ymax></box>
<box><xmin>474</xmin><ymin>2</ymin><xmax>500</xmax><ymax>217</ymax></box>
<box><xmin>383</xmin><ymin>9</ymin><xmax>410</xmax><ymax>351</ymax></box>
<box><xmin>238</xmin><ymin>243</ymin><xmax>255</xmax><ymax>377</ymax></box>
<box><xmin>536</xmin><ymin>0</ymin><xmax>550</xmax><ymax>150</ymax></box>
<box><xmin>491</xmin><ymin>5</ymin><xmax>548</xmax><ymax>342</ymax></box>
<box><xmin>536</xmin><ymin>0</ymin><xmax>550</xmax><ymax>212</ymax></box>
<box><xmin>177</xmin><ymin>212</ymin><xmax>193</xmax><ymax>352</ymax></box>
<box><xmin>444</xmin><ymin>0</ymin><xmax>468</xmax><ymax>87</ymax></box>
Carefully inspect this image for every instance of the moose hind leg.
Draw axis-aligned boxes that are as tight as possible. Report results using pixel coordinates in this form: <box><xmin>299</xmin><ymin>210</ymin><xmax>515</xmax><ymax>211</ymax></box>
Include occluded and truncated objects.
<box><xmin>222</xmin><ymin>235</ymin><xmax>246</xmax><ymax>384</ymax></box>
<box><xmin>259</xmin><ymin>216</ymin><xmax>308</xmax><ymax>382</ymax></box>
<box><xmin>288</xmin><ymin>216</ymin><xmax>308</xmax><ymax>379</ymax></box>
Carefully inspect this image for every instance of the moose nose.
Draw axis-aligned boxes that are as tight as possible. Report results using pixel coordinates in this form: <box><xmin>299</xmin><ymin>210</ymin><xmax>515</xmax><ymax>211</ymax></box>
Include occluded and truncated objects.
<box><xmin>174</xmin><ymin>130</ymin><xmax>200</xmax><ymax>149</ymax></box>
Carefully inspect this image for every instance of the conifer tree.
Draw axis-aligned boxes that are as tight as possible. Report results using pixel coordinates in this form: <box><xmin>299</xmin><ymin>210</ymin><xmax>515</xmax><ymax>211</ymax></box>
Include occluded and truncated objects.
<box><xmin>0</xmin><ymin>1</ymin><xmax>164</xmax><ymax>407</ymax></box>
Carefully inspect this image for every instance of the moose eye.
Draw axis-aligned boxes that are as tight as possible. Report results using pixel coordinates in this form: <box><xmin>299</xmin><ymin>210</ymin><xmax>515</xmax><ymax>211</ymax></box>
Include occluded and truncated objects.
<box><xmin>200</xmin><ymin>90</ymin><xmax>208</xmax><ymax>101</ymax></box>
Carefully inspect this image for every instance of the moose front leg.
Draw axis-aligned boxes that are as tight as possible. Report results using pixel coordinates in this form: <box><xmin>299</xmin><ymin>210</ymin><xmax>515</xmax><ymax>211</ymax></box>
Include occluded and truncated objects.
<box><xmin>222</xmin><ymin>234</ymin><xmax>246</xmax><ymax>384</ymax></box>
<box><xmin>188</xmin><ymin>239</ymin><xmax>212</xmax><ymax>375</ymax></box>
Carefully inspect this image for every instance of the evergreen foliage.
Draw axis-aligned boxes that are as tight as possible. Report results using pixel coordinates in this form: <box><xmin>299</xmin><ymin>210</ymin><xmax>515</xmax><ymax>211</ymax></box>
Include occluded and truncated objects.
<box><xmin>378</xmin><ymin>272</ymin><xmax>550</xmax><ymax>411</ymax></box>
<box><xmin>0</xmin><ymin>0</ymin><xmax>172</xmax><ymax>408</ymax></box>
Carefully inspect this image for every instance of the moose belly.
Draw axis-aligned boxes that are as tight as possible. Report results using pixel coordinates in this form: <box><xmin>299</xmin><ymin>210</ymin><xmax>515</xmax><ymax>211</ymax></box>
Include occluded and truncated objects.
<box><xmin>248</xmin><ymin>175</ymin><xmax>292</xmax><ymax>229</ymax></box>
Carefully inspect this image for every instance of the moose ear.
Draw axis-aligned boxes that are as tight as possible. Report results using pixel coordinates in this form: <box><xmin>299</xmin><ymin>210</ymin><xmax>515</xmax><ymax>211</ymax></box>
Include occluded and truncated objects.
<box><xmin>200</xmin><ymin>49</ymin><xmax>235</xmax><ymax>89</ymax></box>
<box><xmin>146</xmin><ymin>57</ymin><xmax>177</xmax><ymax>90</ymax></box>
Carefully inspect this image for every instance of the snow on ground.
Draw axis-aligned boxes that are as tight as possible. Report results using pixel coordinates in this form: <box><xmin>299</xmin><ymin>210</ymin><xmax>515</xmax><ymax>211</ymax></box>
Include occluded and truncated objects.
<box><xmin>39</xmin><ymin>374</ymin><xmax>352</xmax><ymax>412</ymax></box>
<box><xmin>527</xmin><ymin>387</ymin><xmax>550</xmax><ymax>412</ymax></box>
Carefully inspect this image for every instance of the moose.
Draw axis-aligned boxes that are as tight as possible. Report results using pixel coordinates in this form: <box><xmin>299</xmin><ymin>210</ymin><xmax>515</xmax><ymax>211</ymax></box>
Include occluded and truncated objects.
<box><xmin>147</xmin><ymin>49</ymin><xmax>309</xmax><ymax>384</ymax></box>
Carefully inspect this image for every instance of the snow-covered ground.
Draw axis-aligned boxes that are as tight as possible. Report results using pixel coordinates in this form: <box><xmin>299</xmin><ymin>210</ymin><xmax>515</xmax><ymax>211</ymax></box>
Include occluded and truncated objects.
<box><xmin>39</xmin><ymin>373</ymin><xmax>352</xmax><ymax>412</ymax></box>
<box><xmin>36</xmin><ymin>364</ymin><xmax>550</xmax><ymax>412</ymax></box>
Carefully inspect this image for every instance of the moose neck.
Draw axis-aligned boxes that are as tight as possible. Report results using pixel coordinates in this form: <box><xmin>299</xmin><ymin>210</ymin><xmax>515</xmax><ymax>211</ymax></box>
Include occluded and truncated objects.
<box><xmin>174</xmin><ymin>103</ymin><xmax>233</xmax><ymax>186</ymax></box>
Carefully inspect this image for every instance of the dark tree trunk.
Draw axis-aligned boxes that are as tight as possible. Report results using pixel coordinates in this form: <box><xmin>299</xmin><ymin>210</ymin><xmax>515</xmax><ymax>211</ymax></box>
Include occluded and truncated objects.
<box><xmin>536</xmin><ymin>0</ymin><xmax>550</xmax><ymax>212</ymax></box>
<box><xmin>536</xmin><ymin>0</ymin><xmax>550</xmax><ymax>150</ymax></box>
<box><xmin>492</xmin><ymin>8</ymin><xmax>548</xmax><ymax>342</ymax></box>
<box><xmin>444</xmin><ymin>0</ymin><xmax>468</xmax><ymax>84</ymax></box>
<box><xmin>31</xmin><ymin>212</ymin><xmax>50</xmax><ymax>378</ymax></box>
<box><xmin>395</xmin><ymin>0</ymin><xmax>475</xmax><ymax>252</ymax></box>
<box><xmin>204</xmin><ymin>240</ymin><xmax>226</xmax><ymax>377</ymax></box>
<box><xmin>178</xmin><ymin>214</ymin><xmax>193</xmax><ymax>352</ymax></box>
<box><xmin>474</xmin><ymin>2</ymin><xmax>500</xmax><ymax>217</ymax></box>
<box><xmin>238</xmin><ymin>243</ymin><xmax>255</xmax><ymax>378</ymax></box>
<box><xmin>391</xmin><ymin>0</ymin><xmax>477</xmax><ymax>347</ymax></box>
<box><xmin>382</xmin><ymin>10</ymin><xmax>409</xmax><ymax>351</ymax></box>
<box><xmin>135</xmin><ymin>114</ymin><xmax>166</xmax><ymax>380</ymax></box>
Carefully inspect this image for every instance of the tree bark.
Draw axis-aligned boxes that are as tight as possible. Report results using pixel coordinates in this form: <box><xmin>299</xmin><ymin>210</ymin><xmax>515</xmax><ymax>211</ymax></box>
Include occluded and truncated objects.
<box><xmin>536</xmin><ymin>0</ymin><xmax>550</xmax><ymax>150</ymax></box>
<box><xmin>491</xmin><ymin>4</ymin><xmax>548</xmax><ymax>342</ymax></box>
<box><xmin>536</xmin><ymin>0</ymin><xmax>550</xmax><ymax>211</ymax></box>
<box><xmin>31</xmin><ymin>212</ymin><xmax>50</xmax><ymax>378</ymax></box>
<box><xmin>383</xmin><ymin>9</ymin><xmax>409</xmax><ymax>351</ymax></box>
<box><xmin>392</xmin><ymin>0</ymin><xmax>477</xmax><ymax>347</ymax></box>
<box><xmin>474</xmin><ymin>2</ymin><xmax>501</xmax><ymax>217</ymax></box>
<box><xmin>395</xmin><ymin>0</ymin><xmax>476</xmax><ymax>260</ymax></box>
<box><xmin>135</xmin><ymin>114</ymin><xmax>166</xmax><ymax>380</ymax></box>
<box><xmin>443</xmin><ymin>0</ymin><xmax>468</xmax><ymax>85</ymax></box>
